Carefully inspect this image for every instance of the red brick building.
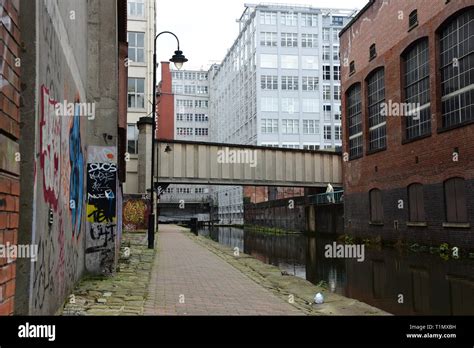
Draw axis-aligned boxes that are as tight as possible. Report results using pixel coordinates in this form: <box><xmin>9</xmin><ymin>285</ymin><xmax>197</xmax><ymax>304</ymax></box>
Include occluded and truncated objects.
<box><xmin>157</xmin><ymin>62</ymin><xmax>174</xmax><ymax>140</ymax></box>
<box><xmin>340</xmin><ymin>0</ymin><xmax>474</xmax><ymax>249</ymax></box>
<box><xmin>0</xmin><ymin>0</ymin><xmax>20</xmax><ymax>315</ymax></box>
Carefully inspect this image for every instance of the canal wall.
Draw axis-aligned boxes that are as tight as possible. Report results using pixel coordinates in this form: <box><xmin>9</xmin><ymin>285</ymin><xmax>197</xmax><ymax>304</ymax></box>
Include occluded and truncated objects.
<box><xmin>244</xmin><ymin>197</ymin><xmax>344</xmax><ymax>234</ymax></box>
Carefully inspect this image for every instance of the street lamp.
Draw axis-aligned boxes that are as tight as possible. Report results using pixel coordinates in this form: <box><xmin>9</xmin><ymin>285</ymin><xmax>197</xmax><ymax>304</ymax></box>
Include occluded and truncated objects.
<box><xmin>149</xmin><ymin>31</ymin><xmax>187</xmax><ymax>249</ymax></box>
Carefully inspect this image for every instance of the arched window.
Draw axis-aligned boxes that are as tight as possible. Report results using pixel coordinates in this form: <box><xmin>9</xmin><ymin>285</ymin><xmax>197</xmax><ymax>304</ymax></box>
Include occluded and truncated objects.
<box><xmin>439</xmin><ymin>8</ymin><xmax>474</xmax><ymax>128</ymax></box>
<box><xmin>408</xmin><ymin>183</ymin><xmax>425</xmax><ymax>222</ymax></box>
<box><xmin>444</xmin><ymin>177</ymin><xmax>468</xmax><ymax>223</ymax></box>
<box><xmin>367</xmin><ymin>68</ymin><xmax>386</xmax><ymax>151</ymax></box>
<box><xmin>403</xmin><ymin>38</ymin><xmax>431</xmax><ymax>139</ymax></box>
<box><xmin>369</xmin><ymin>188</ymin><xmax>383</xmax><ymax>223</ymax></box>
<box><xmin>346</xmin><ymin>83</ymin><xmax>363</xmax><ymax>159</ymax></box>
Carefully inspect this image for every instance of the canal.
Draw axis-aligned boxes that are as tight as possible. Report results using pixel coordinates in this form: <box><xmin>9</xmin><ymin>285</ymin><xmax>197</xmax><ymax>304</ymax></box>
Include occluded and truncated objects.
<box><xmin>198</xmin><ymin>226</ymin><xmax>474</xmax><ymax>315</ymax></box>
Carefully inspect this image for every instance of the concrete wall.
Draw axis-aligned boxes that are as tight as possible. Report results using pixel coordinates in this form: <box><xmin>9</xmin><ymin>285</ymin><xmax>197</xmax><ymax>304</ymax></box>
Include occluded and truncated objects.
<box><xmin>0</xmin><ymin>0</ymin><xmax>21</xmax><ymax>316</ymax></box>
<box><xmin>16</xmin><ymin>0</ymin><xmax>122</xmax><ymax>315</ymax></box>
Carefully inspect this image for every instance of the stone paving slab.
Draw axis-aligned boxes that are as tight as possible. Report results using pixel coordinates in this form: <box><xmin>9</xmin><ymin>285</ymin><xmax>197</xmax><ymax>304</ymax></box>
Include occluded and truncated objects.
<box><xmin>144</xmin><ymin>224</ymin><xmax>303</xmax><ymax>315</ymax></box>
<box><xmin>62</xmin><ymin>232</ymin><xmax>154</xmax><ymax>316</ymax></box>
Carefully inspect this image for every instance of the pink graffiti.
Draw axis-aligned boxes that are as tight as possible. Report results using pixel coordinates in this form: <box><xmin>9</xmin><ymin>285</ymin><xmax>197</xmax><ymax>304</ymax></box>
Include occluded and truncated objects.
<box><xmin>40</xmin><ymin>85</ymin><xmax>61</xmax><ymax>211</ymax></box>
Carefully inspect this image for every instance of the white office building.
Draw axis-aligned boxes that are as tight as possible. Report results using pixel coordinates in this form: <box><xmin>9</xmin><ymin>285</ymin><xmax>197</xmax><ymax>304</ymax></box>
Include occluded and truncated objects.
<box><xmin>124</xmin><ymin>0</ymin><xmax>156</xmax><ymax>194</ymax></box>
<box><xmin>209</xmin><ymin>3</ymin><xmax>355</xmax><ymax>224</ymax></box>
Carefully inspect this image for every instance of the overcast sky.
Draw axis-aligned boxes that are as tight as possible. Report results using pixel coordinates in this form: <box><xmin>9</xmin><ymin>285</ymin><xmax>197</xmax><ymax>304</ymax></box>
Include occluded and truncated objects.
<box><xmin>156</xmin><ymin>0</ymin><xmax>369</xmax><ymax>72</ymax></box>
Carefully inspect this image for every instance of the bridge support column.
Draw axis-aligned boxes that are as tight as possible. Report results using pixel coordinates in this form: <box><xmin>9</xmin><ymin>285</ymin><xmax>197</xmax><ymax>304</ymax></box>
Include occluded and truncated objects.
<box><xmin>306</xmin><ymin>205</ymin><xmax>316</xmax><ymax>233</ymax></box>
<box><xmin>137</xmin><ymin>117</ymin><xmax>153</xmax><ymax>195</ymax></box>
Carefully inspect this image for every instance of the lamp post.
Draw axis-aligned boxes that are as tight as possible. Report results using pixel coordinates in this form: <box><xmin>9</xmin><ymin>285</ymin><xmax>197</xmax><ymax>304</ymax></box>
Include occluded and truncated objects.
<box><xmin>148</xmin><ymin>31</ymin><xmax>187</xmax><ymax>249</ymax></box>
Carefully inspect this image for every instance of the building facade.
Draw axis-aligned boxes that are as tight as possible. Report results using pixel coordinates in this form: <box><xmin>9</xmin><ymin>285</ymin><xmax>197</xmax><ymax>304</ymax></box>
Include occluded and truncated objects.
<box><xmin>124</xmin><ymin>0</ymin><xmax>156</xmax><ymax>195</ymax></box>
<box><xmin>209</xmin><ymin>3</ymin><xmax>354</xmax><ymax>224</ymax></box>
<box><xmin>157</xmin><ymin>64</ymin><xmax>212</xmax><ymax>219</ymax></box>
<box><xmin>340</xmin><ymin>0</ymin><xmax>474</xmax><ymax>249</ymax></box>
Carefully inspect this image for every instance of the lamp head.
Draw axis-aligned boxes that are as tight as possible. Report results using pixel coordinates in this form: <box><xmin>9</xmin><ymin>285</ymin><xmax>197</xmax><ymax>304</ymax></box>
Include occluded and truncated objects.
<box><xmin>170</xmin><ymin>50</ymin><xmax>188</xmax><ymax>70</ymax></box>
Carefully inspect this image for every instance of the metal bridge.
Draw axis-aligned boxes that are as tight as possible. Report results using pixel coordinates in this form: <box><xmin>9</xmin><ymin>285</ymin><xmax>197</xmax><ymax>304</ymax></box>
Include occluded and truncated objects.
<box><xmin>155</xmin><ymin>140</ymin><xmax>342</xmax><ymax>187</ymax></box>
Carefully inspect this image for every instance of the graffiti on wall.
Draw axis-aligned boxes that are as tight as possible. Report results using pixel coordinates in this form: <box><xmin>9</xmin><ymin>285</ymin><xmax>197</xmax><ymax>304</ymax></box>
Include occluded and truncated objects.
<box><xmin>69</xmin><ymin>111</ymin><xmax>84</xmax><ymax>238</ymax></box>
<box><xmin>85</xmin><ymin>148</ymin><xmax>118</xmax><ymax>274</ymax></box>
<box><xmin>123</xmin><ymin>197</ymin><xmax>148</xmax><ymax>230</ymax></box>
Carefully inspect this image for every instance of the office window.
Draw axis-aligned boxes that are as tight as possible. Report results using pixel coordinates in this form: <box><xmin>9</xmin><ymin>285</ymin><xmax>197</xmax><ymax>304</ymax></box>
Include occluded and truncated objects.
<box><xmin>347</xmin><ymin>83</ymin><xmax>363</xmax><ymax>159</ymax></box>
<box><xmin>177</xmin><ymin>188</ymin><xmax>191</xmax><ymax>194</ymax></box>
<box><xmin>323</xmin><ymin>28</ymin><xmax>330</xmax><ymax>41</ymax></box>
<box><xmin>128</xmin><ymin>78</ymin><xmax>145</xmax><ymax>109</ymax></box>
<box><xmin>195</xmin><ymin>100</ymin><xmax>208</xmax><ymax>108</ymax></box>
<box><xmin>184</xmin><ymin>85</ymin><xmax>196</xmax><ymax>94</ymax></box>
<box><xmin>165</xmin><ymin>187</ymin><xmax>173</xmax><ymax>194</ymax></box>
<box><xmin>301</xmin><ymin>13</ymin><xmax>318</xmax><ymax>27</ymax></box>
<box><xmin>404</xmin><ymin>38</ymin><xmax>431</xmax><ymax>140</ymax></box>
<box><xmin>260</xmin><ymin>54</ymin><xmax>278</xmax><ymax>68</ymax></box>
<box><xmin>303</xmin><ymin>99</ymin><xmax>318</xmax><ymax>112</ymax></box>
<box><xmin>176</xmin><ymin>113</ymin><xmax>184</xmax><ymax>121</ymax></box>
<box><xmin>322</xmin><ymin>45</ymin><xmax>330</xmax><ymax>60</ymax></box>
<box><xmin>333</xmin><ymin>66</ymin><xmax>340</xmax><ymax>80</ymax></box>
<box><xmin>369</xmin><ymin>43</ymin><xmax>377</xmax><ymax>60</ymax></box>
<box><xmin>195</xmin><ymin>188</ymin><xmax>204</xmax><ymax>194</ymax></box>
<box><xmin>177</xmin><ymin>128</ymin><xmax>193</xmax><ymax>136</ymax></box>
<box><xmin>323</xmin><ymin>104</ymin><xmax>331</xmax><ymax>121</ymax></box>
<box><xmin>261</xmin><ymin>119</ymin><xmax>278</xmax><ymax>133</ymax></box>
<box><xmin>349</xmin><ymin>61</ymin><xmax>355</xmax><ymax>75</ymax></box>
<box><xmin>186</xmin><ymin>114</ymin><xmax>193</xmax><ymax>122</ymax></box>
<box><xmin>281</xmin><ymin>12</ymin><xmax>297</xmax><ymax>26</ymax></box>
<box><xmin>260</xmin><ymin>11</ymin><xmax>277</xmax><ymax>25</ymax></box>
<box><xmin>444</xmin><ymin>177</ymin><xmax>468</xmax><ymax>223</ymax></box>
<box><xmin>261</xmin><ymin>75</ymin><xmax>278</xmax><ymax>90</ymax></box>
<box><xmin>408</xmin><ymin>183</ymin><xmax>425</xmax><ymax>222</ymax></box>
<box><xmin>323</xmin><ymin>65</ymin><xmax>331</xmax><ymax>80</ymax></box>
<box><xmin>409</xmin><ymin>10</ymin><xmax>418</xmax><ymax>29</ymax></box>
<box><xmin>323</xmin><ymin>85</ymin><xmax>331</xmax><ymax>100</ymax></box>
<box><xmin>281</xmin><ymin>33</ymin><xmax>298</xmax><ymax>47</ymax></box>
<box><xmin>127</xmin><ymin>32</ymin><xmax>145</xmax><ymax>63</ymax></box>
<box><xmin>198</xmin><ymin>73</ymin><xmax>208</xmax><ymax>80</ymax></box>
<box><xmin>282</xmin><ymin>98</ymin><xmax>299</xmax><ymax>113</ymax></box>
<box><xmin>303</xmin><ymin>119</ymin><xmax>319</xmax><ymax>134</ymax></box>
<box><xmin>324</xmin><ymin>125</ymin><xmax>332</xmax><ymax>140</ymax></box>
<box><xmin>281</xmin><ymin>76</ymin><xmax>299</xmax><ymax>90</ymax></box>
<box><xmin>301</xmin><ymin>33</ymin><xmax>317</xmax><ymax>48</ymax></box>
<box><xmin>195</xmin><ymin>128</ymin><xmax>209</xmax><ymax>136</ymax></box>
<box><xmin>261</xmin><ymin>97</ymin><xmax>278</xmax><ymax>112</ymax></box>
<box><xmin>176</xmin><ymin>99</ymin><xmax>193</xmax><ymax>107</ymax></box>
<box><xmin>260</xmin><ymin>32</ymin><xmax>277</xmax><ymax>46</ymax></box>
<box><xmin>335</xmin><ymin>125</ymin><xmax>342</xmax><ymax>140</ymax></box>
<box><xmin>172</xmin><ymin>84</ymin><xmax>183</xmax><ymax>94</ymax></box>
<box><xmin>302</xmin><ymin>76</ymin><xmax>318</xmax><ymax>91</ymax></box>
<box><xmin>196</xmin><ymin>86</ymin><xmax>208</xmax><ymax>95</ymax></box>
<box><xmin>369</xmin><ymin>189</ymin><xmax>383</xmax><ymax>223</ymax></box>
<box><xmin>332</xmin><ymin>29</ymin><xmax>340</xmax><ymax>42</ymax></box>
<box><xmin>282</xmin><ymin>119</ymin><xmax>299</xmax><ymax>134</ymax></box>
<box><xmin>184</xmin><ymin>72</ymin><xmax>195</xmax><ymax>80</ymax></box>
<box><xmin>302</xmin><ymin>56</ymin><xmax>318</xmax><ymax>69</ymax></box>
<box><xmin>281</xmin><ymin>55</ymin><xmax>298</xmax><ymax>69</ymax></box>
<box><xmin>334</xmin><ymin>85</ymin><xmax>341</xmax><ymax>100</ymax></box>
<box><xmin>303</xmin><ymin>144</ymin><xmax>320</xmax><ymax>150</ymax></box>
<box><xmin>127</xmin><ymin>124</ymin><xmax>138</xmax><ymax>154</ymax></box>
<box><xmin>367</xmin><ymin>68</ymin><xmax>386</xmax><ymax>151</ymax></box>
<box><xmin>333</xmin><ymin>45</ymin><xmax>339</xmax><ymax>61</ymax></box>
<box><xmin>439</xmin><ymin>9</ymin><xmax>474</xmax><ymax>128</ymax></box>
<box><xmin>127</xmin><ymin>0</ymin><xmax>144</xmax><ymax>17</ymax></box>
<box><xmin>172</xmin><ymin>71</ymin><xmax>183</xmax><ymax>79</ymax></box>
<box><xmin>195</xmin><ymin>114</ymin><xmax>208</xmax><ymax>122</ymax></box>
<box><xmin>332</xmin><ymin>16</ymin><xmax>344</xmax><ymax>26</ymax></box>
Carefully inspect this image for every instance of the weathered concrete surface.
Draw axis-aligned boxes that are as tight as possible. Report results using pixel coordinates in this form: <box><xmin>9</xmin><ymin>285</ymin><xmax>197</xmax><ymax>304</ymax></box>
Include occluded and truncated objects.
<box><xmin>61</xmin><ymin>232</ymin><xmax>154</xmax><ymax>316</ymax></box>
<box><xmin>186</xmin><ymin>228</ymin><xmax>389</xmax><ymax>315</ymax></box>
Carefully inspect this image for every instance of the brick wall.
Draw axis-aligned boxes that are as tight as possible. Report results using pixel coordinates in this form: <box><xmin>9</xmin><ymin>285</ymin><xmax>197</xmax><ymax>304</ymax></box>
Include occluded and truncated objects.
<box><xmin>339</xmin><ymin>0</ymin><xmax>474</xmax><ymax>246</ymax></box>
<box><xmin>157</xmin><ymin>62</ymin><xmax>174</xmax><ymax>140</ymax></box>
<box><xmin>0</xmin><ymin>0</ymin><xmax>20</xmax><ymax>316</ymax></box>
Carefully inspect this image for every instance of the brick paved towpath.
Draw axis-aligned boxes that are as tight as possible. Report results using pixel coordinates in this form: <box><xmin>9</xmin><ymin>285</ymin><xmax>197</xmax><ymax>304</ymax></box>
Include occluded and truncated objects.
<box><xmin>144</xmin><ymin>224</ymin><xmax>303</xmax><ymax>315</ymax></box>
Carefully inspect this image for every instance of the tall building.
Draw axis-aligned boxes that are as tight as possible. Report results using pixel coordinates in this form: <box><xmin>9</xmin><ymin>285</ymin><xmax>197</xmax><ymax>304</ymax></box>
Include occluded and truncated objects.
<box><xmin>340</xmin><ymin>0</ymin><xmax>474</xmax><ymax>248</ymax></box>
<box><xmin>209</xmin><ymin>3</ymin><xmax>355</xmax><ymax>224</ymax></box>
<box><xmin>124</xmin><ymin>0</ymin><xmax>156</xmax><ymax>194</ymax></box>
<box><xmin>157</xmin><ymin>64</ymin><xmax>212</xmax><ymax>216</ymax></box>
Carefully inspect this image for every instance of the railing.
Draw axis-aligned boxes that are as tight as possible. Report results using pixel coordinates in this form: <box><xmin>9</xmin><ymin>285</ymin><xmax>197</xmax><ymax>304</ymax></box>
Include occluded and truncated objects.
<box><xmin>308</xmin><ymin>190</ymin><xmax>344</xmax><ymax>205</ymax></box>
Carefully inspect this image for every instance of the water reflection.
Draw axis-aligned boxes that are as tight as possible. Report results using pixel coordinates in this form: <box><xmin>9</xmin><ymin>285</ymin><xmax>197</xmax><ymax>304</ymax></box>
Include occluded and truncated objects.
<box><xmin>198</xmin><ymin>226</ymin><xmax>474</xmax><ymax>315</ymax></box>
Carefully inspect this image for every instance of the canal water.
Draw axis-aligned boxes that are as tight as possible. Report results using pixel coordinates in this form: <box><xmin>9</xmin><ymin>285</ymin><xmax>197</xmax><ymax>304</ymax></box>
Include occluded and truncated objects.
<box><xmin>198</xmin><ymin>226</ymin><xmax>474</xmax><ymax>315</ymax></box>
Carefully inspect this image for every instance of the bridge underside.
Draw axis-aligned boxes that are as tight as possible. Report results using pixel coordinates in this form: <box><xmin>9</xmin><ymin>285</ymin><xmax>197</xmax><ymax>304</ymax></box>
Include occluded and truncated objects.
<box><xmin>156</xmin><ymin>140</ymin><xmax>342</xmax><ymax>187</ymax></box>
